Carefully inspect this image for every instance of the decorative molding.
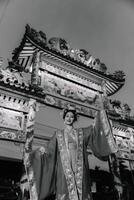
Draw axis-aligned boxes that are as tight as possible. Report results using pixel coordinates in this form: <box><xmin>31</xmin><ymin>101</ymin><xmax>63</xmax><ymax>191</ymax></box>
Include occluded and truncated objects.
<box><xmin>44</xmin><ymin>94</ymin><xmax>97</xmax><ymax>118</ymax></box>
<box><xmin>0</xmin><ymin>67</ymin><xmax>29</xmax><ymax>89</ymax></box>
<box><xmin>0</xmin><ymin>107</ymin><xmax>24</xmax><ymax>130</ymax></box>
<box><xmin>0</xmin><ymin>67</ymin><xmax>133</xmax><ymax>126</ymax></box>
<box><xmin>0</xmin><ymin>93</ymin><xmax>29</xmax><ymax>112</ymax></box>
<box><xmin>0</xmin><ymin>128</ymin><xmax>25</xmax><ymax>142</ymax></box>
<box><xmin>113</xmin><ymin>127</ymin><xmax>130</xmax><ymax>138</ymax></box>
<box><xmin>113</xmin><ymin>126</ymin><xmax>134</xmax><ymax>161</ymax></box>
<box><xmin>107</xmin><ymin>99</ymin><xmax>134</xmax><ymax>126</ymax></box>
<box><xmin>41</xmin><ymin>71</ymin><xmax>99</xmax><ymax>107</ymax></box>
<box><xmin>41</xmin><ymin>60</ymin><xmax>101</xmax><ymax>92</ymax></box>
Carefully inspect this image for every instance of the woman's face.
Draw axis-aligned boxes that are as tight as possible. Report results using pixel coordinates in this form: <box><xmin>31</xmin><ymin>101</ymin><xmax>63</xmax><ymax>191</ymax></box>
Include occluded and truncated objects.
<box><xmin>64</xmin><ymin>111</ymin><xmax>75</xmax><ymax>126</ymax></box>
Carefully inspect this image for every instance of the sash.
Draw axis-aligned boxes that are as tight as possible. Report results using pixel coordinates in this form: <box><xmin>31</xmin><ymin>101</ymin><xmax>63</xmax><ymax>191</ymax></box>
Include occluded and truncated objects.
<box><xmin>56</xmin><ymin>129</ymin><xmax>83</xmax><ymax>200</ymax></box>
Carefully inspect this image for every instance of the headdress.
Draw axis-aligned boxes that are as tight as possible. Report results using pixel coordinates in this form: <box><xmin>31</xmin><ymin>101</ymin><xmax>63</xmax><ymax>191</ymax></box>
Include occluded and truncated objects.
<box><xmin>62</xmin><ymin>104</ymin><xmax>78</xmax><ymax>121</ymax></box>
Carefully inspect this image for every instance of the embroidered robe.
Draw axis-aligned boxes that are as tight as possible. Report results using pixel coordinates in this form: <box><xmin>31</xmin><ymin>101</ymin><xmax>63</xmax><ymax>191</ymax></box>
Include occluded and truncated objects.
<box><xmin>28</xmin><ymin>110</ymin><xmax>117</xmax><ymax>200</ymax></box>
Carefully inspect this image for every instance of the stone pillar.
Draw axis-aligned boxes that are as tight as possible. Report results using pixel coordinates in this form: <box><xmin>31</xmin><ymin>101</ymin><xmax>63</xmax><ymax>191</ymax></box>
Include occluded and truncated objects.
<box><xmin>31</xmin><ymin>50</ymin><xmax>40</xmax><ymax>86</ymax></box>
<box><xmin>23</xmin><ymin>99</ymin><xmax>39</xmax><ymax>200</ymax></box>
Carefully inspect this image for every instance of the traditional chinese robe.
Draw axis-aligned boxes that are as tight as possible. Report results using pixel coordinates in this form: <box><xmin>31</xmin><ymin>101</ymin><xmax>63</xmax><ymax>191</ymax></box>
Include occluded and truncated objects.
<box><xmin>27</xmin><ymin>110</ymin><xmax>117</xmax><ymax>200</ymax></box>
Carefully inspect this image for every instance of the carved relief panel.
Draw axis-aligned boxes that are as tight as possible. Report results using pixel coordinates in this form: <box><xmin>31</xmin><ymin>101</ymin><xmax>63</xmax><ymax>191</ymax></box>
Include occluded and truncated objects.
<box><xmin>113</xmin><ymin>126</ymin><xmax>134</xmax><ymax>161</ymax></box>
<box><xmin>0</xmin><ymin>94</ymin><xmax>29</xmax><ymax>142</ymax></box>
<box><xmin>36</xmin><ymin>60</ymin><xmax>103</xmax><ymax>117</ymax></box>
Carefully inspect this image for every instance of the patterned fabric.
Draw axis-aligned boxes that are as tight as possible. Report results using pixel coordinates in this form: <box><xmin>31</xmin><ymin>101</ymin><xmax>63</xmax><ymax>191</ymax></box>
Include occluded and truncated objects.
<box><xmin>57</xmin><ymin>130</ymin><xmax>78</xmax><ymax>200</ymax></box>
<box><xmin>56</xmin><ymin>129</ymin><xmax>83</xmax><ymax>200</ymax></box>
<box><xmin>75</xmin><ymin>129</ymin><xmax>83</xmax><ymax>200</ymax></box>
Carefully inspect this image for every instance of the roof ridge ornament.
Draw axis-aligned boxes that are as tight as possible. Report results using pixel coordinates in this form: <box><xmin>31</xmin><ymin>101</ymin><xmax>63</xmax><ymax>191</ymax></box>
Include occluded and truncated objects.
<box><xmin>26</xmin><ymin>24</ymin><xmax>47</xmax><ymax>48</ymax></box>
<box><xmin>110</xmin><ymin>70</ymin><xmax>125</xmax><ymax>81</ymax></box>
<box><xmin>24</xmin><ymin>25</ymin><xmax>109</xmax><ymax>74</ymax></box>
<box><xmin>12</xmin><ymin>24</ymin><xmax>126</xmax><ymax>82</ymax></box>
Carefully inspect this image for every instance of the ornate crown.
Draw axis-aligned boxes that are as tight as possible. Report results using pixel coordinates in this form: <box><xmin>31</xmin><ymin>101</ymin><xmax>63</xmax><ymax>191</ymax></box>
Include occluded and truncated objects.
<box><xmin>62</xmin><ymin>104</ymin><xmax>78</xmax><ymax>119</ymax></box>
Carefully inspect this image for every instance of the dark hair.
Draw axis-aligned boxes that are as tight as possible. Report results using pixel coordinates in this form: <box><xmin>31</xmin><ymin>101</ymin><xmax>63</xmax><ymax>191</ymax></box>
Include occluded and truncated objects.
<box><xmin>63</xmin><ymin>109</ymin><xmax>78</xmax><ymax>122</ymax></box>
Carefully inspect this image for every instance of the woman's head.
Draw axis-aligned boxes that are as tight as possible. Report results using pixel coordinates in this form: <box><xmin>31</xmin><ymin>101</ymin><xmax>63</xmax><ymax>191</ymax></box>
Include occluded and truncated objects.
<box><xmin>63</xmin><ymin>107</ymin><xmax>78</xmax><ymax>126</ymax></box>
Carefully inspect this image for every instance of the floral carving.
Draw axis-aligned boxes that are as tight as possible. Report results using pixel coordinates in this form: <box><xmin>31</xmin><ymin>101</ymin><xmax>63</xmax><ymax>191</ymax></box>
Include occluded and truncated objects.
<box><xmin>122</xmin><ymin>103</ymin><xmax>131</xmax><ymax>117</ymax></box>
<box><xmin>43</xmin><ymin>74</ymin><xmax>98</xmax><ymax>106</ymax></box>
<box><xmin>26</xmin><ymin>24</ymin><xmax>47</xmax><ymax>47</ymax></box>
<box><xmin>111</xmin><ymin>70</ymin><xmax>125</xmax><ymax>80</ymax></box>
<box><xmin>100</xmin><ymin>63</ymin><xmax>107</xmax><ymax>73</ymax></box>
<box><xmin>70</xmin><ymin>49</ymin><xmax>89</xmax><ymax>63</ymax></box>
<box><xmin>48</xmin><ymin>37</ymin><xmax>70</xmax><ymax>55</ymax></box>
<box><xmin>0</xmin><ymin>68</ymin><xmax>29</xmax><ymax>88</ymax></box>
<box><xmin>0</xmin><ymin>130</ymin><xmax>25</xmax><ymax>141</ymax></box>
<box><xmin>77</xmin><ymin>49</ymin><xmax>90</xmax><ymax>62</ymax></box>
<box><xmin>108</xmin><ymin>100</ymin><xmax>134</xmax><ymax>124</ymax></box>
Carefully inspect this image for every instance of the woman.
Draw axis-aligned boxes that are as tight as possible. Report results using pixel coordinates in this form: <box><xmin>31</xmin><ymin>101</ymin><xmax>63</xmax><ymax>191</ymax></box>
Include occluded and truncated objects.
<box><xmin>26</xmin><ymin>104</ymin><xmax>117</xmax><ymax>200</ymax></box>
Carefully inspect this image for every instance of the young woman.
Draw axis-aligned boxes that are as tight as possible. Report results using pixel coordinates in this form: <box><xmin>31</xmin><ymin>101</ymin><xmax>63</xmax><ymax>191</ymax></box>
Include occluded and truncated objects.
<box><xmin>26</xmin><ymin>105</ymin><xmax>117</xmax><ymax>200</ymax></box>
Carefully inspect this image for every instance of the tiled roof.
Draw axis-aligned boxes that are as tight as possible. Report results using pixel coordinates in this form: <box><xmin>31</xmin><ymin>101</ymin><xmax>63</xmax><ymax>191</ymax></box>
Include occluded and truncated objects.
<box><xmin>0</xmin><ymin>67</ymin><xmax>43</xmax><ymax>96</ymax></box>
<box><xmin>0</xmin><ymin>68</ymin><xmax>29</xmax><ymax>90</ymax></box>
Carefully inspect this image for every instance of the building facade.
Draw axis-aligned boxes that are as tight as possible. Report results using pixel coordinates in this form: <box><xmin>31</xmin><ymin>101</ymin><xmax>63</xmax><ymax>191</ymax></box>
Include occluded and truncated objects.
<box><xmin>0</xmin><ymin>25</ymin><xmax>134</xmax><ymax>199</ymax></box>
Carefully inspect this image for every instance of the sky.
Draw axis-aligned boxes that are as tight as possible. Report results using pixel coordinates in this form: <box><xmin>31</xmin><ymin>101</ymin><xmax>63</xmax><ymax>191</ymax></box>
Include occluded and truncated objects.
<box><xmin>0</xmin><ymin>0</ymin><xmax>134</xmax><ymax>112</ymax></box>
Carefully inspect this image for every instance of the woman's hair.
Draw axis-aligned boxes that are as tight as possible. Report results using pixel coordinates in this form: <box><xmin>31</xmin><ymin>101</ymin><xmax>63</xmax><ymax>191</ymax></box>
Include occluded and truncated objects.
<box><xmin>62</xmin><ymin>108</ymin><xmax>78</xmax><ymax>122</ymax></box>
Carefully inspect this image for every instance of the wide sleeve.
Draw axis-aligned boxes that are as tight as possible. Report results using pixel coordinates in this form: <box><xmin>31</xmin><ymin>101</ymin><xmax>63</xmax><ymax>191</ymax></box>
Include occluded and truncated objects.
<box><xmin>28</xmin><ymin>134</ymin><xmax>58</xmax><ymax>200</ymax></box>
<box><xmin>83</xmin><ymin>109</ymin><xmax>117</xmax><ymax>160</ymax></box>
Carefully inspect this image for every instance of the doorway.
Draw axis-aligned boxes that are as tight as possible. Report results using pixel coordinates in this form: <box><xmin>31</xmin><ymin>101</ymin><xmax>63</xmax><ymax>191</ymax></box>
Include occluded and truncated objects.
<box><xmin>0</xmin><ymin>159</ymin><xmax>23</xmax><ymax>200</ymax></box>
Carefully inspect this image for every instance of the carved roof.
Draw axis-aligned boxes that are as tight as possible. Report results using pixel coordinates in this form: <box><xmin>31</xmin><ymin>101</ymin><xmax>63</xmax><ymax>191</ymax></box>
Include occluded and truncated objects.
<box><xmin>0</xmin><ymin>25</ymin><xmax>132</xmax><ymax>126</ymax></box>
<box><xmin>106</xmin><ymin>99</ymin><xmax>134</xmax><ymax>127</ymax></box>
<box><xmin>0</xmin><ymin>67</ymin><xmax>43</xmax><ymax>97</ymax></box>
<box><xmin>11</xmin><ymin>24</ymin><xmax>125</xmax><ymax>96</ymax></box>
